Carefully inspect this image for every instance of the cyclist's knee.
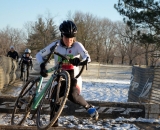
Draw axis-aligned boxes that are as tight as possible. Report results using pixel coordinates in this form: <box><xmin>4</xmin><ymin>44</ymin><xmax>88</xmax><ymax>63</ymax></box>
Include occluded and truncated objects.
<box><xmin>68</xmin><ymin>87</ymin><xmax>80</xmax><ymax>103</ymax></box>
<box><xmin>71</xmin><ymin>78</ymin><xmax>77</xmax><ymax>86</ymax></box>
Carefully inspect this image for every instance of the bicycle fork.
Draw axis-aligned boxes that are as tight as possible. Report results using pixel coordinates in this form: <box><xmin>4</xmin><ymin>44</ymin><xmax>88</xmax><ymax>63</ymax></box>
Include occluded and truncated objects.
<box><xmin>31</xmin><ymin>75</ymin><xmax>57</xmax><ymax>110</ymax></box>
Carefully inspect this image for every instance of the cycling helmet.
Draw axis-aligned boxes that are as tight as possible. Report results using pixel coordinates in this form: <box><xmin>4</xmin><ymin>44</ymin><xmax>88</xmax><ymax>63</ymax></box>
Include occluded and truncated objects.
<box><xmin>25</xmin><ymin>48</ymin><xmax>31</xmax><ymax>54</ymax></box>
<box><xmin>10</xmin><ymin>46</ymin><xmax>14</xmax><ymax>49</ymax></box>
<box><xmin>59</xmin><ymin>20</ymin><xmax>77</xmax><ymax>38</ymax></box>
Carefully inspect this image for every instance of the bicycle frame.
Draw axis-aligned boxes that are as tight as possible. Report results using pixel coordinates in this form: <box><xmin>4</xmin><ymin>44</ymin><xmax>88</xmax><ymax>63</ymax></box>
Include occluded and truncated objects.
<box><xmin>31</xmin><ymin>66</ymin><xmax>57</xmax><ymax>110</ymax></box>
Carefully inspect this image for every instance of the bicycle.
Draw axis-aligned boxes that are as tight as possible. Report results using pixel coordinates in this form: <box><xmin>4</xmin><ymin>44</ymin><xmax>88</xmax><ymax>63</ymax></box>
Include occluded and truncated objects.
<box><xmin>11</xmin><ymin>42</ymin><xmax>88</xmax><ymax>130</ymax></box>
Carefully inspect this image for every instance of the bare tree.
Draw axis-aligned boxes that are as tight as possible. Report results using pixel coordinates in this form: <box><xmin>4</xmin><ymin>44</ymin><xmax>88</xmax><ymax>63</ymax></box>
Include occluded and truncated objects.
<box><xmin>71</xmin><ymin>12</ymin><xmax>117</xmax><ymax>63</ymax></box>
<box><xmin>71</xmin><ymin>11</ymin><xmax>99</xmax><ymax>60</ymax></box>
<box><xmin>0</xmin><ymin>26</ymin><xmax>26</xmax><ymax>55</ymax></box>
<box><xmin>114</xmin><ymin>22</ymin><xmax>143</xmax><ymax>65</ymax></box>
<box><xmin>114</xmin><ymin>22</ymin><xmax>128</xmax><ymax>64</ymax></box>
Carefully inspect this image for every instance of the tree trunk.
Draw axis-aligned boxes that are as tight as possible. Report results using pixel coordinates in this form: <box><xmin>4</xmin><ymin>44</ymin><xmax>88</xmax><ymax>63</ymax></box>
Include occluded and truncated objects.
<box><xmin>145</xmin><ymin>52</ymin><xmax>149</xmax><ymax>66</ymax></box>
<box><xmin>121</xmin><ymin>56</ymin><xmax>124</xmax><ymax>64</ymax></box>
<box><xmin>129</xmin><ymin>59</ymin><xmax>132</xmax><ymax>66</ymax></box>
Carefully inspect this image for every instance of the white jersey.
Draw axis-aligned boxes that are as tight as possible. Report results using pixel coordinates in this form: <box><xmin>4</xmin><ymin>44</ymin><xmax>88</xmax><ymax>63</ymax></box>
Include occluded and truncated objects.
<box><xmin>36</xmin><ymin>40</ymin><xmax>91</xmax><ymax>92</ymax></box>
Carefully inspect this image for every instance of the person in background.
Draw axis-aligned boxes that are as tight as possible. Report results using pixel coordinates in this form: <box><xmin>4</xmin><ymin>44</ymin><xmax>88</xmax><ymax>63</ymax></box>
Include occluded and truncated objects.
<box><xmin>7</xmin><ymin>46</ymin><xmax>19</xmax><ymax>62</ymax></box>
<box><xmin>36</xmin><ymin>20</ymin><xmax>99</xmax><ymax>127</ymax></box>
<box><xmin>19</xmin><ymin>48</ymin><xmax>33</xmax><ymax>81</ymax></box>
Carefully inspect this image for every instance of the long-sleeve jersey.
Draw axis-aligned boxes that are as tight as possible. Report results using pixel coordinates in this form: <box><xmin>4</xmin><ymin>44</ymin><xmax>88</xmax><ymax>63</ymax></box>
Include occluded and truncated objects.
<box><xmin>19</xmin><ymin>54</ymin><xmax>33</xmax><ymax>66</ymax></box>
<box><xmin>7</xmin><ymin>51</ymin><xmax>19</xmax><ymax>60</ymax></box>
<box><xmin>36</xmin><ymin>39</ymin><xmax>91</xmax><ymax>92</ymax></box>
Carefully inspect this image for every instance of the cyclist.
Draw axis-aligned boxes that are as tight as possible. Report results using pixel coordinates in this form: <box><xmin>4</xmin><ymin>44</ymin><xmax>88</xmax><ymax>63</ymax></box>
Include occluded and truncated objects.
<box><xmin>36</xmin><ymin>20</ymin><xmax>99</xmax><ymax>127</ymax></box>
<box><xmin>7</xmin><ymin>46</ymin><xmax>19</xmax><ymax>62</ymax></box>
<box><xmin>19</xmin><ymin>48</ymin><xmax>33</xmax><ymax>81</ymax></box>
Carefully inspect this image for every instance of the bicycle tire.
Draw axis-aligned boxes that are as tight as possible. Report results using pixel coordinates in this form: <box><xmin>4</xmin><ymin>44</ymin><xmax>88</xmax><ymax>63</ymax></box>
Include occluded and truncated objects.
<box><xmin>36</xmin><ymin>70</ymin><xmax>70</xmax><ymax>130</ymax></box>
<box><xmin>11</xmin><ymin>77</ymin><xmax>40</xmax><ymax>125</ymax></box>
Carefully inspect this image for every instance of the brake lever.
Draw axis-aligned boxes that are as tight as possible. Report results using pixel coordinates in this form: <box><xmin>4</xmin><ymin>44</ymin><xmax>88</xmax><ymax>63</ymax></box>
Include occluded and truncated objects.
<box><xmin>86</xmin><ymin>57</ymin><xmax>89</xmax><ymax>70</ymax></box>
<box><xmin>85</xmin><ymin>63</ymin><xmax>88</xmax><ymax>70</ymax></box>
<box><xmin>80</xmin><ymin>57</ymin><xmax>88</xmax><ymax>70</ymax></box>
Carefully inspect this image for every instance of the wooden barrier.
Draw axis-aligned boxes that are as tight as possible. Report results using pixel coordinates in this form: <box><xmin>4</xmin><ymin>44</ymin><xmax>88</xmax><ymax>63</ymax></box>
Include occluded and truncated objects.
<box><xmin>1</xmin><ymin>95</ymin><xmax>160</xmax><ymax>119</ymax></box>
<box><xmin>0</xmin><ymin>96</ymin><xmax>149</xmax><ymax>119</ymax></box>
<box><xmin>0</xmin><ymin>125</ymin><xmax>74</xmax><ymax>130</ymax></box>
<box><xmin>0</xmin><ymin>96</ymin><xmax>160</xmax><ymax>129</ymax></box>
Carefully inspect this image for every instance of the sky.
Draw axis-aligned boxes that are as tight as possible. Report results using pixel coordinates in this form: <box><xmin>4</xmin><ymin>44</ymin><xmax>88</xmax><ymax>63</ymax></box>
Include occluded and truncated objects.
<box><xmin>0</xmin><ymin>0</ymin><xmax>123</xmax><ymax>30</ymax></box>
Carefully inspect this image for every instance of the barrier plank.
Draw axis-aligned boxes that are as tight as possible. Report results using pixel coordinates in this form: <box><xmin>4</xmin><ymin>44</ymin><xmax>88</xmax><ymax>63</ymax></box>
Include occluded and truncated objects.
<box><xmin>0</xmin><ymin>96</ymin><xmax>145</xmax><ymax>119</ymax></box>
<box><xmin>0</xmin><ymin>125</ymin><xmax>74</xmax><ymax>130</ymax></box>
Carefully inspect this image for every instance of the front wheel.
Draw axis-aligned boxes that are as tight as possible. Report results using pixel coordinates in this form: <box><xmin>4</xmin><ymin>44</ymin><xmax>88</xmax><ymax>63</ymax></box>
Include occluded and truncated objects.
<box><xmin>36</xmin><ymin>70</ymin><xmax>70</xmax><ymax>130</ymax></box>
<box><xmin>11</xmin><ymin>77</ymin><xmax>40</xmax><ymax>125</ymax></box>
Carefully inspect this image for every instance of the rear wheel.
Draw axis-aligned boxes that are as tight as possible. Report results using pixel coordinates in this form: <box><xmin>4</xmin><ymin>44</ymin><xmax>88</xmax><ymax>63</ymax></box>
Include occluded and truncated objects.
<box><xmin>36</xmin><ymin>71</ymin><xmax>70</xmax><ymax>130</ymax></box>
<box><xmin>11</xmin><ymin>77</ymin><xmax>40</xmax><ymax>125</ymax></box>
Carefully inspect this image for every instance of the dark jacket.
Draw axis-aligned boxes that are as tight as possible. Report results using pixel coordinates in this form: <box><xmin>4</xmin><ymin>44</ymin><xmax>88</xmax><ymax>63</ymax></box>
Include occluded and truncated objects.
<box><xmin>19</xmin><ymin>54</ymin><xmax>33</xmax><ymax>66</ymax></box>
<box><xmin>7</xmin><ymin>51</ymin><xmax>19</xmax><ymax>61</ymax></box>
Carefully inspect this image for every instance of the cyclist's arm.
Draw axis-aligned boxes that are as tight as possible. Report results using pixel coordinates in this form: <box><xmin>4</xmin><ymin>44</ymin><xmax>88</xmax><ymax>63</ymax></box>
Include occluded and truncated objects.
<box><xmin>75</xmin><ymin>42</ymin><xmax>91</xmax><ymax>62</ymax></box>
<box><xmin>36</xmin><ymin>41</ymin><xmax>58</xmax><ymax>64</ymax></box>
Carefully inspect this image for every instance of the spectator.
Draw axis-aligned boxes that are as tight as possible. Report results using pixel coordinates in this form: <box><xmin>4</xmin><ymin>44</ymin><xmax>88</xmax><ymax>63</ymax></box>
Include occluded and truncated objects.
<box><xmin>7</xmin><ymin>46</ymin><xmax>19</xmax><ymax>62</ymax></box>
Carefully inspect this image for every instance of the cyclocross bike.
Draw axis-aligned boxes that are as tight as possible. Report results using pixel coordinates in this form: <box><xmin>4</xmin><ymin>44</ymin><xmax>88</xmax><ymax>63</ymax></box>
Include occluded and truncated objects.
<box><xmin>11</xmin><ymin>42</ymin><xmax>88</xmax><ymax>130</ymax></box>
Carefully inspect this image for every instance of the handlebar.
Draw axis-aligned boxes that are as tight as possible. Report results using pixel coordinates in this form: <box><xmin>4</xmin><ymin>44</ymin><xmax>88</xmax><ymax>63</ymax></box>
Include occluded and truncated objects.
<box><xmin>43</xmin><ymin>42</ymin><xmax>88</xmax><ymax>78</ymax></box>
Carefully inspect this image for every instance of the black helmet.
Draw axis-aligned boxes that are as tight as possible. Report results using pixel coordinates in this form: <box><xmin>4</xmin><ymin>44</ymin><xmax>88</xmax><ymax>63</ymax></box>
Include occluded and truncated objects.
<box><xmin>59</xmin><ymin>20</ymin><xmax>77</xmax><ymax>38</ymax></box>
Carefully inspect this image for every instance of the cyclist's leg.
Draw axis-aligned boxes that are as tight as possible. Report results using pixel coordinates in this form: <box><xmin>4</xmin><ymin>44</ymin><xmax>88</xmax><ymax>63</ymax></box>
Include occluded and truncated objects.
<box><xmin>65</xmin><ymin>70</ymin><xmax>88</xmax><ymax>106</ymax></box>
<box><xmin>68</xmin><ymin>78</ymin><xmax>99</xmax><ymax>120</ymax></box>
<box><xmin>68</xmin><ymin>78</ymin><xmax>89</xmax><ymax>107</ymax></box>
<box><xmin>50</xmin><ymin>78</ymin><xmax>89</xmax><ymax>108</ymax></box>
<box><xmin>51</xmin><ymin>78</ymin><xmax>89</xmax><ymax>108</ymax></box>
